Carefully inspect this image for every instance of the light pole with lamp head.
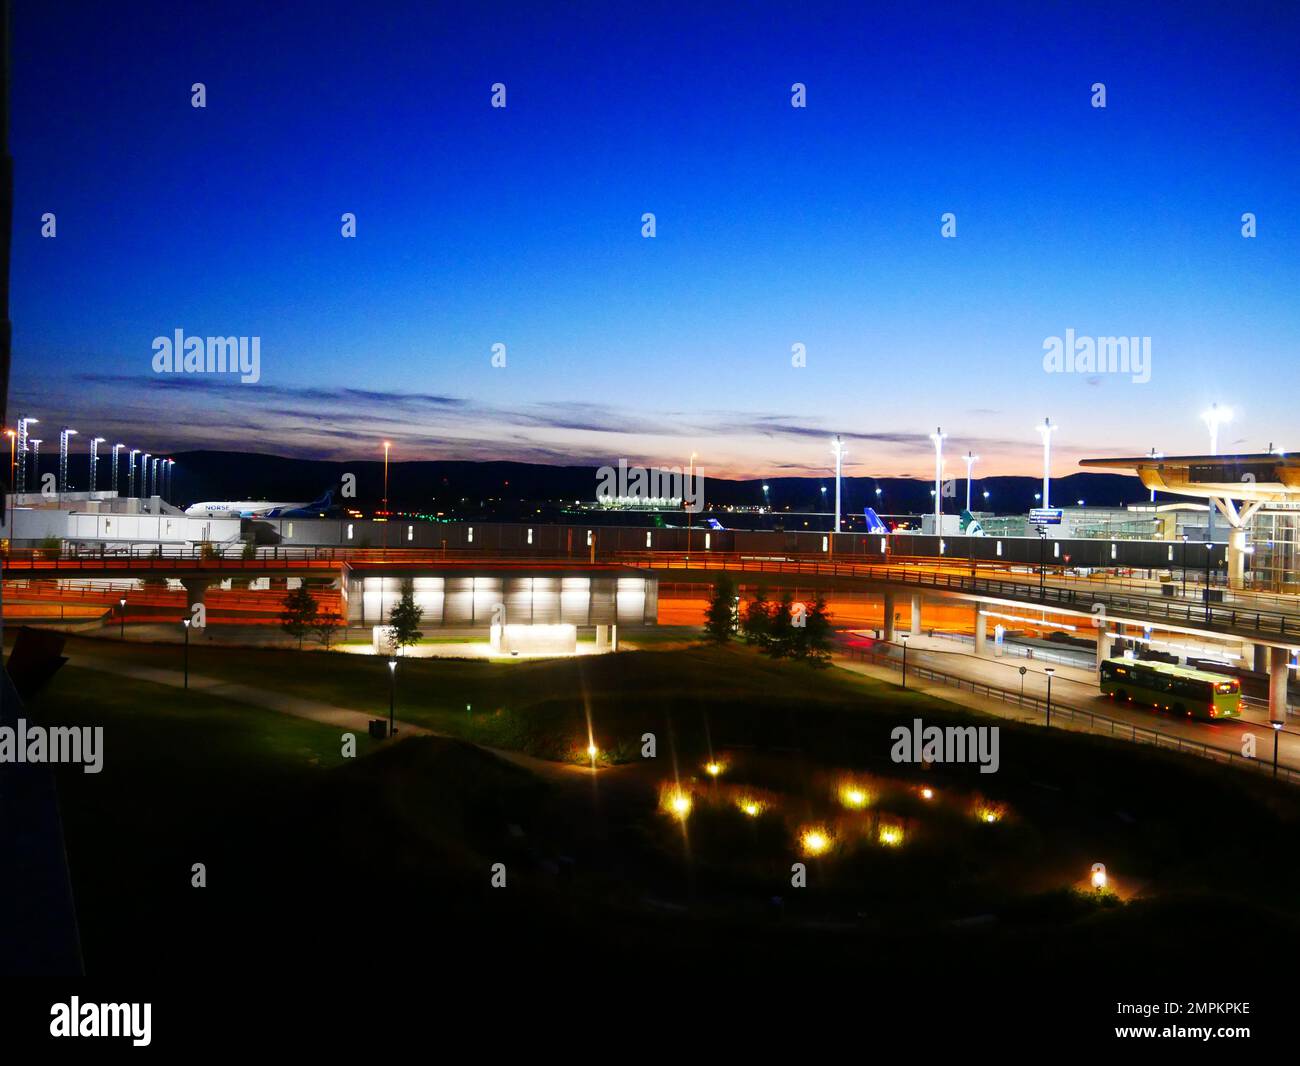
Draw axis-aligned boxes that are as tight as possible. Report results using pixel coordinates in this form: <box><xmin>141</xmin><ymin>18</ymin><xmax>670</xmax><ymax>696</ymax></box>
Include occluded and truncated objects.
<box><xmin>1044</xmin><ymin>666</ymin><xmax>1055</xmax><ymax>727</ymax></box>
<box><xmin>119</xmin><ymin>597</ymin><xmax>127</xmax><ymax>640</ymax></box>
<box><xmin>963</xmin><ymin>451</ymin><xmax>978</xmax><ymax>512</ymax></box>
<box><xmin>900</xmin><ymin>632</ymin><xmax>910</xmax><ymax>689</ymax></box>
<box><xmin>1035</xmin><ymin>418</ymin><xmax>1056</xmax><ymax>510</ymax></box>
<box><xmin>929</xmin><ymin>427</ymin><xmax>946</xmax><ymax>535</ymax></box>
<box><xmin>183</xmin><ymin>618</ymin><xmax>191</xmax><ymax>689</ymax></box>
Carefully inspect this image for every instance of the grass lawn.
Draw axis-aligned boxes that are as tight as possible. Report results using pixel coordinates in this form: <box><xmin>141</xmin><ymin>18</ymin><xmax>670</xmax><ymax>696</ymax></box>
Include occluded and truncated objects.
<box><xmin>21</xmin><ymin>633</ymin><xmax>1300</xmax><ymax>981</ymax></box>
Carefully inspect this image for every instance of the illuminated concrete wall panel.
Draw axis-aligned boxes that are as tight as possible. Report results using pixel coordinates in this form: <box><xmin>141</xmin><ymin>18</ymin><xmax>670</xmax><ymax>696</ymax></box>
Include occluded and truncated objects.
<box><xmin>352</xmin><ymin>573</ymin><xmax>652</xmax><ymax>627</ymax></box>
<box><xmin>589</xmin><ymin>577</ymin><xmax>617</xmax><ymax>625</ymax></box>
<box><xmin>443</xmin><ymin>577</ymin><xmax>475</xmax><ymax>624</ymax></box>
<box><xmin>616</xmin><ymin>576</ymin><xmax>646</xmax><ymax>625</ymax></box>
<box><xmin>559</xmin><ymin>577</ymin><xmax>591</xmax><ymax>625</ymax></box>
<box><xmin>472</xmin><ymin>577</ymin><xmax>503</xmax><ymax>623</ymax></box>
<box><xmin>528</xmin><ymin>576</ymin><xmax>562</xmax><ymax>623</ymax></box>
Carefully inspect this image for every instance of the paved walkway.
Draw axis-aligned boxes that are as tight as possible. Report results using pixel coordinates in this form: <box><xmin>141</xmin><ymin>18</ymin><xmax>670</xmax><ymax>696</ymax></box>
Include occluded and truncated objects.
<box><xmin>65</xmin><ymin>649</ymin><xmax>602</xmax><ymax>783</ymax></box>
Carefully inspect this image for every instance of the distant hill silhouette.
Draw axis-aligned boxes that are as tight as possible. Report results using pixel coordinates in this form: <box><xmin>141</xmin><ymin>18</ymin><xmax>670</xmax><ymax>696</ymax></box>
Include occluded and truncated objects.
<box><xmin>154</xmin><ymin>450</ymin><xmax>1146</xmax><ymax>517</ymax></box>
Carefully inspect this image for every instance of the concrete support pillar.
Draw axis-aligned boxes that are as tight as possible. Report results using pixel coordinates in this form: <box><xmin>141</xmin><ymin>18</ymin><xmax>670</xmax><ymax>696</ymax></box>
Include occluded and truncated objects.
<box><xmin>610</xmin><ymin>623</ymin><xmax>618</xmax><ymax>651</ymax></box>
<box><xmin>974</xmin><ymin>605</ymin><xmax>987</xmax><ymax>655</ymax></box>
<box><xmin>883</xmin><ymin>591</ymin><xmax>896</xmax><ymax>642</ymax></box>
<box><xmin>1254</xmin><ymin>644</ymin><xmax>1270</xmax><ymax>674</ymax></box>
<box><xmin>1269</xmin><ymin>646</ymin><xmax>1290</xmax><ymax>722</ymax></box>
<box><xmin>1095</xmin><ymin>624</ymin><xmax>1112</xmax><ymax>670</ymax></box>
<box><xmin>181</xmin><ymin>578</ymin><xmax>211</xmax><ymax>632</ymax></box>
<box><xmin>595</xmin><ymin>624</ymin><xmax>608</xmax><ymax>650</ymax></box>
<box><xmin>1227</xmin><ymin>526</ymin><xmax>1247</xmax><ymax>591</ymax></box>
<box><xmin>910</xmin><ymin>593</ymin><xmax>922</xmax><ymax>637</ymax></box>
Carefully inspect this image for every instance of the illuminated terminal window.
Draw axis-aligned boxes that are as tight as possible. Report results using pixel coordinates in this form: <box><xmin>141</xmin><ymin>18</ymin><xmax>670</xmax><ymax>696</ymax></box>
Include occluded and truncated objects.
<box><xmin>467</xmin><ymin>527</ymin><xmax>474</xmax><ymax>543</ymax></box>
<box><xmin>645</xmin><ymin>531</ymin><xmax>652</xmax><ymax>547</ymax></box>
<box><xmin>347</xmin><ymin>523</ymin><xmax>354</xmax><ymax>540</ymax></box>
<box><xmin>407</xmin><ymin>525</ymin><xmax>413</xmax><ymax>541</ymax></box>
<box><xmin>527</xmin><ymin>528</ymin><xmax>533</xmax><ymax>545</ymax></box>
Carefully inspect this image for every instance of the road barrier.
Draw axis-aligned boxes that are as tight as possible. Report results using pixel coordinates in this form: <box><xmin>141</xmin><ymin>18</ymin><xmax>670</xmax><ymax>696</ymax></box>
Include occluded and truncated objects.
<box><xmin>841</xmin><ymin>644</ymin><xmax>1300</xmax><ymax>787</ymax></box>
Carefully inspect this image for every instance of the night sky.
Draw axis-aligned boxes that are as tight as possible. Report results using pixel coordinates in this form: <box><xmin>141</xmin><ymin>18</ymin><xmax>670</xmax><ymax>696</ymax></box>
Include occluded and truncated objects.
<box><xmin>12</xmin><ymin>0</ymin><xmax>1300</xmax><ymax>479</ymax></box>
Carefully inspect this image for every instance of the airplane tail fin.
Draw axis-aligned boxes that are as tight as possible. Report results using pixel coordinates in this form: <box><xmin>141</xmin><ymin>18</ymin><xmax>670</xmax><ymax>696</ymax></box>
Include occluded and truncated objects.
<box><xmin>863</xmin><ymin>506</ymin><xmax>888</xmax><ymax>534</ymax></box>
<box><xmin>960</xmin><ymin>509</ymin><xmax>985</xmax><ymax>536</ymax></box>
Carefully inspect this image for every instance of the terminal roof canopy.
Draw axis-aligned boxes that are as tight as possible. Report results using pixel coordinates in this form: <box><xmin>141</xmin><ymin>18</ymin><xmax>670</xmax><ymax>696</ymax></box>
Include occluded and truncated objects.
<box><xmin>1080</xmin><ymin>453</ymin><xmax>1300</xmax><ymax>504</ymax></box>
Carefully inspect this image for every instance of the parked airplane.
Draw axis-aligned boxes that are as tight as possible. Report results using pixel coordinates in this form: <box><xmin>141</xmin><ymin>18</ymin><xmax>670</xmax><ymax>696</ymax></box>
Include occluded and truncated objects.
<box><xmin>184</xmin><ymin>489</ymin><xmax>336</xmax><ymax>519</ymax></box>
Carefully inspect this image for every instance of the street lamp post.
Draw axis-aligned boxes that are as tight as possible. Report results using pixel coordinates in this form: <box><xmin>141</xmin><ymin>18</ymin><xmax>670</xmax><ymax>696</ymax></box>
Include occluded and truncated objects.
<box><xmin>1181</xmin><ymin>534</ymin><xmax>1189</xmax><ymax>597</ymax></box>
<box><xmin>111</xmin><ymin>443</ymin><xmax>124</xmax><ymax>495</ymax></box>
<box><xmin>1202</xmin><ymin>405</ymin><xmax>1232</xmax><ymax>542</ymax></box>
<box><xmin>119</xmin><ymin>598</ymin><xmax>127</xmax><ymax>640</ymax></box>
<box><xmin>58</xmin><ymin>427</ymin><xmax>78</xmax><ymax>497</ymax></box>
<box><xmin>1044</xmin><ymin>666</ymin><xmax>1056</xmax><ymax>727</ymax></box>
<box><xmin>183</xmin><ymin>619</ymin><xmax>191</xmax><ymax>689</ymax></box>
<box><xmin>1272</xmin><ymin>721</ymin><xmax>1283</xmax><ymax>780</ymax></box>
<box><xmin>1038</xmin><ymin>527</ymin><xmax>1047</xmax><ymax>599</ymax></box>
<box><xmin>128</xmin><ymin>449</ymin><xmax>139</xmax><ymax>498</ymax></box>
<box><xmin>1035</xmin><ymin>418</ymin><xmax>1057</xmax><ymax>510</ymax></box>
<box><xmin>15</xmin><ymin>416</ymin><xmax>37</xmax><ymax>494</ymax></box>
<box><xmin>388</xmin><ymin>658</ymin><xmax>398</xmax><ymax>736</ymax></box>
<box><xmin>963</xmin><ymin>451</ymin><xmax>978</xmax><ymax>512</ymax></box>
<box><xmin>929</xmin><ymin>427</ymin><xmax>946</xmax><ymax>535</ymax></box>
<box><xmin>382</xmin><ymin>440</ymin><xmax>391</xmax><ymax>512</ymax></box>
<box><xmin>831</xmin><ymin>435</ymin><xmax>845</xmax><ymax>538</ymax></box>
<box><xmin>900</xmin><ymin>633</ymin><xmax>910</xmax><ymax>689</ymax></box>
<box><xmin>686</xmin><ymin>451</ymin><xmax>698</xmax><ymax>557</ymax></box>
<box><xmin>1148</xmin><ymin>448</ymin><xmax>1162</xmax><ymax>503</ymax></box>
<box><xmin>88</xmin><ymin>437</ymin><xmax>105</xmax><ymax>492</ymax></box>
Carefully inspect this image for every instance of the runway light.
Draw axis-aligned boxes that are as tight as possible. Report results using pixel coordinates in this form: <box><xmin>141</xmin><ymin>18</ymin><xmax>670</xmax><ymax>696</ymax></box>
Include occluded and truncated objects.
<box><xmin>879</xmin><ymin>826</ymin><xmax>904</xmax><ymax>846</ymax></box>
<box><xmin>705</xmin><ymin>760</ymin><xmax>723</xmax><ymax>776</ymax></box>
<box><xmin>800</xmin><ymin>827</ymin><xmax>832</xmax><ymax>855</ymax></box>
<box><xmin>839</xmin><ymin>785</ymin><xmax>868</xmax><ymax>809</ymax></box>
<box><xmin>1091</xmin><ymin>863</ymin><xmax>1107</xmax><ymax>890</ymax></box>
<box><xmin>977</xmin><ymin>805</ymin><xmax>1003</xmax><ymax>824</ymax></box>
<box><xmin>920</xmin><ymin>787</ymin><xmax>934</xmax><ymax>801</ymax></box>
<box><xmin>738</xmin><ymin>796</ymin><xmax>766</xmax><ymax>817</ymax></box>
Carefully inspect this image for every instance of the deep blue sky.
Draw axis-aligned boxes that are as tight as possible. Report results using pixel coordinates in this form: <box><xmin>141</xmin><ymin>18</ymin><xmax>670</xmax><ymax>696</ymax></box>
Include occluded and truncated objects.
<box><xmin>12</xmin><ymin>0</ymin><xmax>1300</xmax><ymax>478</ymax></box>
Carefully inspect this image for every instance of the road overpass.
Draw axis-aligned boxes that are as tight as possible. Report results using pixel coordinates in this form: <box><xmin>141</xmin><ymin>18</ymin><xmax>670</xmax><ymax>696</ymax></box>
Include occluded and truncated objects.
<box><xmin>6</xmin><ymin>542</ymin><xmax>1297</xmax><ymax>720</ymax></box>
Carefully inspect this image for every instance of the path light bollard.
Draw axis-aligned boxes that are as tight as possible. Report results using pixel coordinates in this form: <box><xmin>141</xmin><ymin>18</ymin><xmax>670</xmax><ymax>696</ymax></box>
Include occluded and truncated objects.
<box><xmin>900</xmin><ymin>633</ymin><xmax>910</xmax><ymax>689</ymax></box>
<box><xmin>388</xmin><ymin>658</ymin><xmax>398</xmax><ymax>737</ymax></box>
<box><xmin>1044</xmin><ymin>666</ymin><xmax>1055</xmax><ymax>728</ymax></box>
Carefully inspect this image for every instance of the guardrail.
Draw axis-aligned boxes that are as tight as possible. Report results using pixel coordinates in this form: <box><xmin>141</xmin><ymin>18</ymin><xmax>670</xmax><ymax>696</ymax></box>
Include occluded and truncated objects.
<box><xmin>614</xmin><ymin>551</ymin><xmax>1300</xmax><ymax>639</ymax></box>
<box><xmin>6</xmin><ymin>545</ymin><xmax>1300</xmax><ymax>638</ymax></box>
<box><xmin>841</xmin><ymin>644</ymin><xmax>1300</xmax><ymax>786</ymax></box>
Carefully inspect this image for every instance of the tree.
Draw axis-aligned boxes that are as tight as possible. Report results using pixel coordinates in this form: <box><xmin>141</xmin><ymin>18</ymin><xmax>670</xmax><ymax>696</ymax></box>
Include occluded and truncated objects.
<box><xmin>799</xmin><ymin>593</ymin><xmax>834</xmax><ymax>667</ymax></box>
<box><xmin>765</xmin><ymin>591</ymin><xmax>796</xmax><ymax>658</ymax></box>
<box><xmin>313</xmin><ymin>610</ymin><xmax>344</xmax><ymax>649</ymax></box>
<box><xmin>741</xmin><ymin>587</ymin><xmax>774</xmax><ymax>647</ymax></box>
<box><xmin>387</xmin><ymin>580</ymin><xmax>424</xmax><ymax>656</ymax></box>
<box><xmin>703</xmin><ymin>575</ymin><xmax>738</xmax><ymax>643</ymax></box>
<box><xmin>280</xmin><ymin>585</ymin><xmax>319</xmax><ymax>649</ymax></box>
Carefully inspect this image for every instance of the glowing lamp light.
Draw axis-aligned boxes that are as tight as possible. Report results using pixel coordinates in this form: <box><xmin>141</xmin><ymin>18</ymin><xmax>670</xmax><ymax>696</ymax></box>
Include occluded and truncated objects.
<box><xmin>705</xmin><ymin>761</ymin><xmax>722</xmax><ymax>777</ymax></box>
<box><xmin>920</xmin><ymin>787</ymin><xmax>934</xmax><ymax>801</ymax></box>
<box><xmin>586</xmin><ymin>743</ymin><xmax>599</xmax><ymax>758</ymax></box>
<box><xmin>1090</xmin><ymin>863</ymin><xmax>1107</xmax><ymax>890</ymax></box>
<box><xmin>879</xmin><ymin>826</ymin><xmax>903</xmax><ymax>847</ymax></box>
<box><xmin>800</xmin><ymin>828</ymin><xmax>831</xmax><ymax>856</ymax></box>
<box><xmin>661</xmin><ymin>787</ymin><xmax>693</xmax><ymax>820</ymax></box>
<box><xmin>839</xmin><ymin>786</ymin><xmax>868</xmax><ymax>809</ymax></box>
<box><xmin>738</xmin><ymin>797</ymin><xmax>765</xmax><ymax>817</ymax></box>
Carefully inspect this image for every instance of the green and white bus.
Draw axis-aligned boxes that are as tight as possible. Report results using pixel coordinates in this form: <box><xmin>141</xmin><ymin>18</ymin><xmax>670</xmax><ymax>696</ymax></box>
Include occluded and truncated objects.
<box><xmin>1099</xmin><ymin>658</ymin><xmax>1242</xmax><ymax>720</ymax></box>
